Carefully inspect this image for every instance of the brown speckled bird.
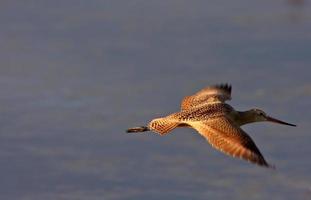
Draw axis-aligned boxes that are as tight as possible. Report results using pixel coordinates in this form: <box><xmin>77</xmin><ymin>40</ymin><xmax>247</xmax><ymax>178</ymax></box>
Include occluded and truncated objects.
<box><xmin>127</xmin><ymin>84</ymin><xmax>296</xmax><ymax>168</ymax></box>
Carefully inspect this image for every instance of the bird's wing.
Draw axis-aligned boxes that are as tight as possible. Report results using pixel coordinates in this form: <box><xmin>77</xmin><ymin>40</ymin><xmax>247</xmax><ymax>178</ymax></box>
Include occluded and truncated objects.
<box><xmin>189</xmin><ymin>116</ymin><xmax>272</xmax><ymax>168</ymax></box>
<box><xmin>181</xmin><ymin>84</ymin><xmax>232</xmax><ymax>111</ymax></box>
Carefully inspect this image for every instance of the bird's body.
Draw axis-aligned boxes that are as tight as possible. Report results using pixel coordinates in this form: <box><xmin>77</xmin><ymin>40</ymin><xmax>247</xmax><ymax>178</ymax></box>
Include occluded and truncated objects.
<box><xmin>127</xmin><ymin>84</ymin><xmax>296</xmax><ymax>168</ymax></box>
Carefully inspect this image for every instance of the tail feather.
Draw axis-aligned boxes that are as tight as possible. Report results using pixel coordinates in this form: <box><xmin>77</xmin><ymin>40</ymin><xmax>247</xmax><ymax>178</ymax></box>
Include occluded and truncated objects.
<box><xmin>126</xmin><ymin>126</ymin><xmax>150</xmax><ymax>133</ymax></box>
<box><xmin>149</xmin><ymin>118</ymin><xmax>179</xmax><ymax>135</ymax></box>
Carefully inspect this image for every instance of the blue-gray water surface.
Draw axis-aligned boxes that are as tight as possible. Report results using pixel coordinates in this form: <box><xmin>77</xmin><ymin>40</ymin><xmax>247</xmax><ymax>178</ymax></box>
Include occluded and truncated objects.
<box><xmin>0</xmin><ymin>1</ymin><xmax>311</xmax><ymax>199</ymax></box>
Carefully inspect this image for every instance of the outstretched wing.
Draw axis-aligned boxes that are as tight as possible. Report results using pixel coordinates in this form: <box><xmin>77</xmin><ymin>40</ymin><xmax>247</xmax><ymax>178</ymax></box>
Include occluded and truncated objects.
<box><xmin>181</xmin><ymin>83</ymin><xmax>232</xmax><ymax>110</ymax></box>
<box><xmin>189</xmin><ymin>116</ymin><xmax>272</xmax><ymax>168</ymax></box>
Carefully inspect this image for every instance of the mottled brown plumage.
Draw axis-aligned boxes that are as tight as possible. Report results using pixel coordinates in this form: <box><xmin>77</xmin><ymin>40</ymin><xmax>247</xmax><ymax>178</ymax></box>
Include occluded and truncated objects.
<box><xmin>127</xmin><ymin>84</ymin><xmax>296</xmax><ymax>168</ymax></box>
<box><xmin>181</xmin><ymin>83</ymin><xmax>231</xmax><ymax>110</ymax></box>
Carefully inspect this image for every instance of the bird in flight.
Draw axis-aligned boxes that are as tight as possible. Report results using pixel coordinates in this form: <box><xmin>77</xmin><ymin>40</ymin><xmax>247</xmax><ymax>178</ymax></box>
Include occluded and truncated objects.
<box><xmin>127</xmin><ymin>84</ymin><xmax>296</xmax><ymax>168</ymax></box>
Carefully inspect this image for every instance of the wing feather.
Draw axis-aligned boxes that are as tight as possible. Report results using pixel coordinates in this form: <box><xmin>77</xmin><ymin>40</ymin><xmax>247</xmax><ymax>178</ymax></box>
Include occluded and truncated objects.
<box><xmin>181</xmin><ymin>83</ymin><xmax>232</xmax><ymax>110</ymax></box>
<box><xmin>189</xmin><ymin>117</ymin><xmax>272</xmax><ymax>168</ymax></box>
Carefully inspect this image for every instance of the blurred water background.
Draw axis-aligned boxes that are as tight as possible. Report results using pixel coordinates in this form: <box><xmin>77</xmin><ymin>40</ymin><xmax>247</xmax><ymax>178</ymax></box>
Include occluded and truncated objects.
<box><xmin>0</xmin><ymin>0</ymin><xmax>311</xmax><ymax>199</ymax></box>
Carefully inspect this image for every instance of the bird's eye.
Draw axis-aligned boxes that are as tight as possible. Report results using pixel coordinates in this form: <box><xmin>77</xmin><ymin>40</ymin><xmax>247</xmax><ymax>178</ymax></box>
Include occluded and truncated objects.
<box><xmin>259</xmin><ymin>112</ymin><xmax>264</xmax><ymax>116</ymax></box>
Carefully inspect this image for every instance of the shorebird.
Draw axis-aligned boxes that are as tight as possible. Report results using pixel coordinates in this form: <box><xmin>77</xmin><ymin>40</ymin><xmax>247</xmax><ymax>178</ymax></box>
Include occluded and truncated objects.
<box><xmin>127</xmin><ymin>84</ymin><xmax>296</xmax><ymax>168</ymax></box>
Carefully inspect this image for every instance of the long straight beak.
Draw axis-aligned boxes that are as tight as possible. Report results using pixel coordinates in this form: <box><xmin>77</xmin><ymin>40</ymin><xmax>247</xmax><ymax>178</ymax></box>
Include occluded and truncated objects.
<box><xmin>266</xmin><ymin>116</ymin><xmax>296</xmax><ymax>127</ymax></box>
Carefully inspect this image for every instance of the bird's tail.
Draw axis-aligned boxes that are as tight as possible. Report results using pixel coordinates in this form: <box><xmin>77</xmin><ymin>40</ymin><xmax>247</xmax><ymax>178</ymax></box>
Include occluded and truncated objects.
<box><xmin>126</xmin><ymin>126</ymin><xmax>150</xmax><ymax>133</ymax></box>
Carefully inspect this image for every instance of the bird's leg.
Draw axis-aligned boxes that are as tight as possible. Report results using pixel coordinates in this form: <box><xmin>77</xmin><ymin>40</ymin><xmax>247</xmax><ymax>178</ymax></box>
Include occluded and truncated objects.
<box><xmin>126</xmin><ymin>126</ymin><xmax>150</xmax><ymax>133</ymax></box>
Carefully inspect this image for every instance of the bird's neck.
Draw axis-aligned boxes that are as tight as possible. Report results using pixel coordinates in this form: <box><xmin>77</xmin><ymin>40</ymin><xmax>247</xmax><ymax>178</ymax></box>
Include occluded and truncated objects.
<box><xmin>236</xmin><ymin>110</ymin><xmax>257</xmax><ymax>126</ymax></box>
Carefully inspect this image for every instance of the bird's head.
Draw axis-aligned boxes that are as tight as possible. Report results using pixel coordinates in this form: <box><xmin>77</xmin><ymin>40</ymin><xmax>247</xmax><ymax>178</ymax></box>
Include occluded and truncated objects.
<box><xmin>250</xmin><ymin>108</ymin><xmax>296</xmax><ymax>127</ymax></box>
